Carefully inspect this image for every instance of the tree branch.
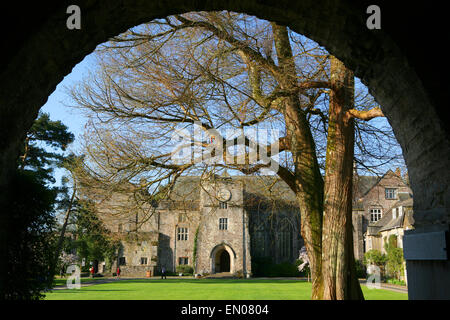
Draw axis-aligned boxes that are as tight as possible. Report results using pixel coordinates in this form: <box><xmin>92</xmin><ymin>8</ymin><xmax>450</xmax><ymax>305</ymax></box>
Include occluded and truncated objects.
<box><xmin>347</xmin><ymin>107</ymin><xmax>384</xmax><ymax>121</ymax></box>
<box><xmin>174</xmin><ymin>15</ymin><xmax>282</xmax><ymax>77</ymax></box>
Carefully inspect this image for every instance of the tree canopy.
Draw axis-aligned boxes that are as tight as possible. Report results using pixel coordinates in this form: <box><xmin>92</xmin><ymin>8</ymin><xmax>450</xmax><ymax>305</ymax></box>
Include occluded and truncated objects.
<box><xmin>68</xmin><ymin>12</ymin><xmax>402</xmax><ymax>198</ymax></box>
<box><xmin>66</xmin><ymin>11</ymin><xmax>404</xmax><ymax>300</ymax></box>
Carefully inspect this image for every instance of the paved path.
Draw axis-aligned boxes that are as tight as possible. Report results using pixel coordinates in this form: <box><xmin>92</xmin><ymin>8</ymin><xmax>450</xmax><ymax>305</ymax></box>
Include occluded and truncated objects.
<box><xmin>359</xmin><ymin>279</ymin><xmax>408</xmax><ymax>294</ymax></box>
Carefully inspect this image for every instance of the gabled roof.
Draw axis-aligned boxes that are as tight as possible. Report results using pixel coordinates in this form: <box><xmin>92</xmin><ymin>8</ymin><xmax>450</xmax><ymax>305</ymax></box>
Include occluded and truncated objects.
<box><xmin>358</xmin><ymin>170</ymin><xmax>397</xmax><ymax>199</ymax></box>
<box><xmin>354</xmin><ymin>175</ymin><xmax>380</xmax><ymax>198</ymax></box>
<box><xmin>166</xmin><ymin>175</ymin><xmax>298</xmax><ymax>204</ymax></box>
<box><xmin>379</xmin><ymin>214</ymin><xmax>404</xmax><ymax>232</ymax></box>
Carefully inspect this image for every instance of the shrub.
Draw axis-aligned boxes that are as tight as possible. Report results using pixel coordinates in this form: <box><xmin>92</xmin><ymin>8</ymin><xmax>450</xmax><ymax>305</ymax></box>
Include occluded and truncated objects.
<box><xmin>384</xmin><ymin>244</ymin><xmax>404</xmax><ymax>281</ymax></box>
<box><xmin>176</xmin><ymin>265</ymin><xmax>193</xmax><ymax>274</ymax></box>
<box><xmin>155</xmin><ymin>269</ymin><xmax>176</xmax><ymax>276</ymax></box>
<box><xmin>81</xmin><ymin>265</ymin><xmax>91</xmax><ymax>273</ymax></box>
<box><xmin>251</xmin><ymin>257</ymin><xmax>300</xmax><ymax>277</ymax></box>
<box><xmin>251</xmin><ymin>257</ymin><xmax>273</xmax><ymax>277</ymax></box>
<box><xmin>364</xmin><ymin>249</ymin><xmax>387</xmax><ymax>267</ymax></box>
<box><xmin>295</xmin><ymin>259</ymin><xmax>310</xmax><ymax>278</ymax></box>
<box><xmin>92</xmin><ymin>273</ymin><xmax>104</xmax><ymax>278</ymax></box>
<box><xmin>364</xmin><ymin>249</ymin><xmax>387</xmax><ymax>278</ymax></box>
<box><xmin>355</xmin><ymin>260</ymin><xmax>367</xmax><ymax>279</ymax></box>
<box><xmin>272</xmin><ymin>262</ymin><xmax>300</xmax><ymax>277</ymax></box>
<box><xmin>386</xmin><ymin>278</ymin><xmax>406</xmax><ymax>286</ymax></box>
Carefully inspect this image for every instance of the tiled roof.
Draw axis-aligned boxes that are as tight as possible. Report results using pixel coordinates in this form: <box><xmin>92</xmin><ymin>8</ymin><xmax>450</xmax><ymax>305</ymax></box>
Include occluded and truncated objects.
<box><xmin>354</xmin><ymin>175</ymin><xmax>380</xmax><ymax>198</ymax></box>
<box><xmin>169</xmin><ymin>175</ymin><xmax>298</xmax><ymax>203</ymax></box>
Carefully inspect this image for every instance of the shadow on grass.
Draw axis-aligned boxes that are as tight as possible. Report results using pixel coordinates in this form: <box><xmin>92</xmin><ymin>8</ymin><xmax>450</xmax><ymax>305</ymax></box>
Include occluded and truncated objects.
<box><xmin>48</xmin><ymin>289</ymin><xmax>131</xmax><ymax>293</ymax></box>
<box><xmin>114</xmin><ymin>279</ymin><xmax>310</xmax><ymax>285</ymax></box>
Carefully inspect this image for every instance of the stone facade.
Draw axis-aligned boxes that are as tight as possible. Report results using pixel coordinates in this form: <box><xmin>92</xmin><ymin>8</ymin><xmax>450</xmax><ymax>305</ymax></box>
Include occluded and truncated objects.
<box><xmin>98</xmin><ymin>174</ymin><xmax>302</xmax><ymax>277</ymax></box>
<box><xmin>96</xmin><ymin>169</ymin><xmax>411</xmax><ymax>277</ymax></box>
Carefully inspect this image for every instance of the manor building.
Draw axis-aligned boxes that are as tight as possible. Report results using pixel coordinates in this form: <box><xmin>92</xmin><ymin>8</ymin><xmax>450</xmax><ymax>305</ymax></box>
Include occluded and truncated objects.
<box><xmin>96</xmin><ymin>173</ymin><xmax>302</xmax><ymax>277</ymax></box>
<box><xmin>94</xmin><ymin>169</ymin><xmax>412</xmax><ymax>277</ymax></box>
<box><xmin>352</xmin><ymin>168</ymin><xmax>413</xmax><ymax>260</ymax></box>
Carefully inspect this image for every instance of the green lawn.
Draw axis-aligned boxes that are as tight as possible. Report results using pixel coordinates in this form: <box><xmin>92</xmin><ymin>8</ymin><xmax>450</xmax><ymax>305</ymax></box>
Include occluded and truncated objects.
<box><xmin>53</xmin><ymin>277</ymin><xmax>105</xmax><ymax>287</ymax></box>
<box><xmin>44</xmin><ymin>278</ymin><xmax>407</xmax><ymax>300</ymax></box>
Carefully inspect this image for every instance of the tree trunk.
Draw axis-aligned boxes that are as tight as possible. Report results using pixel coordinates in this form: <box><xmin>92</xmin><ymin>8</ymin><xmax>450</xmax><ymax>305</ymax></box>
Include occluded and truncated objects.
<box><xmin>271</xmin><ymin>23</ymin><xmax>324</xmax><ymax>299</ymax></box>
<box><xmin>49</xmin><ymin>179</ymin><xmax>77</xmax><ymax>280</ymax></box>
<box><xmin>320</xmin><ymin>56</ymin><xmax>364</xmax><ymax>300</ymax></box>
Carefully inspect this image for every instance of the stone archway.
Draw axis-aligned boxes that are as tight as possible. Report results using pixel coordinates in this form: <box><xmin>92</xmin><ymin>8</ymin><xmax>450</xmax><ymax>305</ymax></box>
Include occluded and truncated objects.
<box><xmin>1</xmin><ymin>1</ymin><xmax>449</xmax><ymax>299</ymax></box>
<box><xmin>210</xmin><ymin>243</ymin><xmax>236</xmax><ymax>274</ymax></box>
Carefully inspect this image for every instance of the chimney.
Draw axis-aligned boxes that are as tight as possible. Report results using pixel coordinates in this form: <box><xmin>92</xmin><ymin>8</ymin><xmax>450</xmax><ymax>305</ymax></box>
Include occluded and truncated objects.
<box><xmin>403</xmin><ymin>171</ymin><xmax>410</xmax><ymax>186</ymax></box>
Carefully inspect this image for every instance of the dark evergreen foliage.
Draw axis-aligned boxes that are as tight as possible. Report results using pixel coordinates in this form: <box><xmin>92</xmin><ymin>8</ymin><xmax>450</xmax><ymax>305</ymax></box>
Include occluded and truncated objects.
<box><xmin>2</xmin><ymin>170</ymin><xmax>57</xmax><ymax>299</ymax></box>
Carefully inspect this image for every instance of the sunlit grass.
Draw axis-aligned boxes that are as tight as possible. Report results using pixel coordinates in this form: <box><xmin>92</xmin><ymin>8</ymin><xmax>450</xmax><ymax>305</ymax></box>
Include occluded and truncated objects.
<box><xmin>44</xmin><ymin>278</ymin><xmax>407</xmax><ymax>300</ymax></box>
<box><xmin>52</xmin><ymin>276</ymin><xmax>105</xmax><ymax>287</ymax></box>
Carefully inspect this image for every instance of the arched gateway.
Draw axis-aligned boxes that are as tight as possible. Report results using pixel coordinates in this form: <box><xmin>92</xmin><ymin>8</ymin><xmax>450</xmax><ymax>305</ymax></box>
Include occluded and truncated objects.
<box><xmin>210</xmin><ymin>243</ymin><xmax>236</xmax><ymax>274</ymax></box>
<box><xmin>0</xmin><ymin>0</ymin><xmax>449</xmax><ymax>300</ymax></box>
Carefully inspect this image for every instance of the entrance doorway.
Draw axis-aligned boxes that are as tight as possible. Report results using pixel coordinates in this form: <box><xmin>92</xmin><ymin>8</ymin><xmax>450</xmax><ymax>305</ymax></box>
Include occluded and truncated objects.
<box><xmin>211</xmin><ymin>244</ymin><xmax>235</xmax><ymax>274</ymax></box>
<box><xmin>218</xmin><ymin>250</ymin><xmax>230</xmax><ymax>272</ymax></box>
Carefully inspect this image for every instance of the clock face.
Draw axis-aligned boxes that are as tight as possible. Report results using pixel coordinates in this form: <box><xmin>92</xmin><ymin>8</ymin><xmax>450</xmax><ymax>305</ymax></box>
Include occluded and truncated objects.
<box><xmin>217</xmin><ymin>188</ymin><xmax>231</xmax><ymax>202</ymax></box>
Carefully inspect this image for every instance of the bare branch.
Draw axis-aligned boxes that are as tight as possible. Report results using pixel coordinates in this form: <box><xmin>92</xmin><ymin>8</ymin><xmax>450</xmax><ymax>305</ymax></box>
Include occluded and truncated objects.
<box><xmin>347</xmin><ymin>107</ymin><xmax>384</xmax><ymax>121</ymax></box>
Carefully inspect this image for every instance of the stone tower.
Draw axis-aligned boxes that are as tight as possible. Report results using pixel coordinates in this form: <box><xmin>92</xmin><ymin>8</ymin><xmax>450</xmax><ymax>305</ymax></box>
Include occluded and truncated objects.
<box><xmin>195</xmin><ymin>174</ymin><xmax>252</xmax><ymax>276</ymax></box>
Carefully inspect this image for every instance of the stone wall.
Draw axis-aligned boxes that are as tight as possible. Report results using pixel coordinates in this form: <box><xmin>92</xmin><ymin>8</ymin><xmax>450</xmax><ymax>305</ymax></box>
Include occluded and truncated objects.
<box><xmin>195</xmin><ymin>178</ymin><xmax>251</xmax><ymax>276</ymax></box>
<box><xmin>360</xmin><ymin>171</ymin><xmax>411</xmax><ymax>224</ymax></box>
<box><xmin>352</xmin><ymin>212</ymin><xmax>364</xmax><ymax>261</ymax></box>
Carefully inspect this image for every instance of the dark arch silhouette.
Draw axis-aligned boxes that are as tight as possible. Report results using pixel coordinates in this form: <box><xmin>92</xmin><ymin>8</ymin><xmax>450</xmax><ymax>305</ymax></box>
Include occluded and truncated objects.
<box><xmin>0</xmin><ymin>1</ymin><xmax>449</xmax><ymax>299</ymax></box>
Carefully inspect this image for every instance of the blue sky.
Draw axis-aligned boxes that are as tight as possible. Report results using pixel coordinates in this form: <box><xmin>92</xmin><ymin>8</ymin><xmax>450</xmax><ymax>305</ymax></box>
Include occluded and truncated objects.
<box><xmin>41</xmin><ymin>54</ymin><xmax>95</xmax><ymax>150</ymax></box>
<box><xmin>38</xmin><ymin>20</ymin><xmax>406</xmax><ymax>187</ymax></box>
<box><xmin>40</xmin><ymin>54</ymin><xmax>97</xmax><ymax>185</ymax></box>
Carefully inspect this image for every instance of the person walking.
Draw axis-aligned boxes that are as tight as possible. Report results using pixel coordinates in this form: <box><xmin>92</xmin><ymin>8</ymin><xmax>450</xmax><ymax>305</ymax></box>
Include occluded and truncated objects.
<box><xmin>161</xmin><ymin>266</ymin><xmax>166</xmax><ymax>279</ymax></box>
<box><xmin>116</xmin><ymin>267</ymin><xmax>121</xmax><ymax>279</ymax></box>
<box><xmin>89</xmin><ymin>266</ymin><xmax>95</xmax><ymax>278</ymax></box>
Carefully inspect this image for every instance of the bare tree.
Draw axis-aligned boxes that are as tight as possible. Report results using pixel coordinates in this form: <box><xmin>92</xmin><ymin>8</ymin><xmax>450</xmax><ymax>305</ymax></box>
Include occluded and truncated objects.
<box><xmin>66</xmin><ymin>11</ymin><xmax>399</xmax><ymax>299</ymax></box>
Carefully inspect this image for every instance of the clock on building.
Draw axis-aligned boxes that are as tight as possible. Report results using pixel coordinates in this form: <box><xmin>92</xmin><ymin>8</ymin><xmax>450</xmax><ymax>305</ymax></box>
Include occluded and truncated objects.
<box><xmin>217</xmin><ymin>188</ymin><xmax>232</xmax><ymax>202</ymax></box>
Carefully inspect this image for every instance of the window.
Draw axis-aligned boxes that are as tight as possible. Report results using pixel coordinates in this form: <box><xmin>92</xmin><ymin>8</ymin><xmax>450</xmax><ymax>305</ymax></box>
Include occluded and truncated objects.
<box><xmin>178</xmin><ymin>257</ymin><xmax>189</xmax><ymax>265</ymax></box>
<box><xmin>219</xmin><ymin>201</ymin><xmax>228</xmax><ymax>209</ymax></box>
<box><xmin>370</xmin><ymin>208</ymin><xmax>382</xmax><ymax>222</ymax></box>
<box><xmin>278</xmin><ymin>230</ymin><xmax>292</xmax><ymax>260</ymax></box>
<box><xmin>278</xmin><ymin>220</ymin><xmax>293</xmax><ymax>260</ymax></box>
<box><xmin>177</xmin><ymin>227</ymin><xmax>188</xmax><ymax>241</ymax></box>
<box><xmin>140</xmin><ymin>257</ymin><xmax>148</xmax><ymax>265</ymax></box>
<box><xmin>385</xmin><ymin>188</ymin><xmax>397</xmax><ymax>199</ymax></box>
<box><xmin>219</xmin><ymin>218</ymin><xmax>228</xmax><ymax>230</ymax></box>
<box><xmin>253</xmin><ymin>230</ymin><xmax>266</xmax><ymax>257</ymax></box>
<box><xmin>118</xmin><ymin>257</ymin><xmax>126</xmax><ymax>266</ymax></box>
